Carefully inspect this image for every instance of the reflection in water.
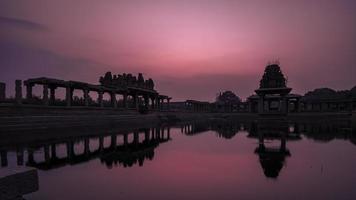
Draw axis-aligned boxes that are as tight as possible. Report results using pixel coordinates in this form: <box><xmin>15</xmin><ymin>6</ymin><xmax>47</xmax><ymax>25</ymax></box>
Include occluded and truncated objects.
<box><xmin>252</xmin><ymin>120</ymin><xmax>293</xmax><ymax>178</ymax></box>
<box><xmin>0</xmin><ymin>127</ymin><xmax>171</xmax><ymax>171</ymax></box>
<box><xmin>0</xmin><ymin>117</ymin><xmax>355</xmax><ymax>199</ymax></box>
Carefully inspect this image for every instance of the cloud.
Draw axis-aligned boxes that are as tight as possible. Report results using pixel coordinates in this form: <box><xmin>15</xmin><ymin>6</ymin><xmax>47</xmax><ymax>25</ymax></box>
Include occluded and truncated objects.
<box><xmin>0</xmin><ymin>16</ymin><xmax>48</xmax><ymax>31</ymax></box>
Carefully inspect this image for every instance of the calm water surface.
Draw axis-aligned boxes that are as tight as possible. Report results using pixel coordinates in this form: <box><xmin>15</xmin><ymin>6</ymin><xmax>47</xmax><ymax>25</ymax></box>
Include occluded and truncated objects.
<box><xmin>1</xmin><ymin>118</ymin><xmax>356</xmax><ymax>200</ymax></box>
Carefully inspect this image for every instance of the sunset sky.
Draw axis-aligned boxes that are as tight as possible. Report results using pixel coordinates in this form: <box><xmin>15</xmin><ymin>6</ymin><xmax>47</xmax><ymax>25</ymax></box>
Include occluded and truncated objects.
<box><xmin>0</xmin><ymin>0</ymin><xmax>355</xmax><ymax>101</ymax></box>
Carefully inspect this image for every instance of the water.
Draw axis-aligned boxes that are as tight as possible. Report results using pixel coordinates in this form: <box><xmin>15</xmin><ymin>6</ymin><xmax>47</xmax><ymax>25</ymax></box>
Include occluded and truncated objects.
<box><xmin>1</xmin><ymin>117</ymin><xmax>356</xmax><ymax>200</ymax></box>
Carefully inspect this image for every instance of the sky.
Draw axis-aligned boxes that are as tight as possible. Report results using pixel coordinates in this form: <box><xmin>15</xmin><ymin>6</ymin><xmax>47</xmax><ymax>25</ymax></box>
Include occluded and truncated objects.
<box><xmin>0</xmin><ymin>0</ymin><xmax>355</xmax><ymax>101</ymax></box>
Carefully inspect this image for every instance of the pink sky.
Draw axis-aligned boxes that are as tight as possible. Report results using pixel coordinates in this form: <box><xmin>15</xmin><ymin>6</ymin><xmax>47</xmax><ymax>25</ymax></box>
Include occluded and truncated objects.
<box><xmin>0</xmin><ymin>0</ymin><xmax>355</xmax><ymax>101</ymax></box>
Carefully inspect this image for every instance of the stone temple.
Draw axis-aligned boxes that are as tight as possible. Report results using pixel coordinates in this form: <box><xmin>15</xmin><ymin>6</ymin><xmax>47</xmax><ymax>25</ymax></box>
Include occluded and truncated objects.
<box><xmin>255</xmin><ymin>63</ymin><xmax>293</xmax><ymax>115</ymax></box>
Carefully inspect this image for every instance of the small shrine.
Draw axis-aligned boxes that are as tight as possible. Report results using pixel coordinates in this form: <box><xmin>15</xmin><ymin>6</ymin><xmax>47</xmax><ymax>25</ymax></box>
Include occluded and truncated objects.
<box><xmin>255</xmin><ymin>63</ymin><xmax>292</xmax><ymax>115</ymax></box>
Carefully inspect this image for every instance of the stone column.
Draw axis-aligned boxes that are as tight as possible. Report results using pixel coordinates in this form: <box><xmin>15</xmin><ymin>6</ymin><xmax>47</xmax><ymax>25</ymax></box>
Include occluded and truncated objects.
<box><xmin>66</xmin><ymin>141</ymin><xmax>74</xmax><ymax>159</ymax></box>
<box><xmin>111</xmin><ymin>135</ymin><xmax>117</xmax><ymax>148</ymax></box>
<box><xmin>66</xmin><ymin>87</ymin><xmax>72</xmax><ymax>107</ymax></box>
<box><xmin>51</xmin><ymin>144</ymin><xmax>57</xmax><ymax>159</ymax></box>
<box><xmin>280</xmin><ymin>95</ymin><xmax>287</xmax><ymax>114</ymax></box>
<box><xmin>144</xmin><ymin>129</ymin><xmax>150</xmax><ymax>141</ymax></box>
<box><xmin>111</xmin><ymin>92</ymin><xmax>117</xmax><ymax>108</ymax></box>
<box><xmin>44</xmin><ymin>145</ymin><xmax>50</xmax><ymax>163</ymax></box>
<box><xmin>123</xmin><ymin>133</ymin><xmax>128</xmax><ymax>146</ymax></box>
<box><xmin>43</xmin><ymin>84</ymin><xmax>49</xmax><ymax>106</ymax></box>
<box><xmin>16</xmin><ymin>148</ymin><xmax>24</xmax><ymax>166</ymax></box>
<box><xmin>99</xmin><ymin>136</ymin><xmax>104</xmax><ymax>151</ymax></box>
<box><xmin>296</xmin><ymin>100</ymin><xmax>301</xmax><ymax>112</ymax></box>
<box><xmin>258</xmin><ymin>96</ymin><xmax>264</xmax><ymax>114</ymax></box>
<box><xmin>160</xmin><ymin>99</ymin><xmax>164</xmax><ymax>110</ymax></box>
<box><xmin>27</xmin><ymin>149</ymin><xmax>35</xmax><ymax>164</ymax></box>
<box><xmin>83</xmin><ymin>89</ymin><xmax>90</xmax><ymax>107</ymax></box>
<box><xmin>281</xmin><ymin>133</ymin><xmax>286</xmax><ymax>151</ymax></box>
<box><xmin>0</xmin><ymin>150</ymin><xmax>8</xmax><ymax>167</ymax></box>
<box><xmin>123</xmin><ymin>93</ymin><xmax>128</xmax><ymax>108</ymax></box>
<box><xmin>50</xmin><ymin>87</ymin><xmax>56</xmax><ymax>105</ymax></box>
<box><xmin>144</xmin><ymin>95</ymin><xmax>149</xmax><ymax>108</ymax></box>
<box><xmin>15</xmin><ymin>80</ymin><xmax>22</xmax><ymax>104</ymax></box>
<box><xmin>84</xmin><ymin>138</ymin><xmax>90</xmax><ymax>155</ymax></box>
<box><xmin>151</xmin><ymin>97</ymin><xmax>155</xmax><ymax>109</ymax></box>
<box><xmin>161</xmin><ymin>127</ymin><xmax>165</xmax><ymax>138</ymax></box>
<box><xmin>133</xmin><ymin>132</ymin><xmax>139</xmax><ymax>145</ymax></box>
<box><xmin>167</xmin><ymin>127</ymin><xmax>171</xmax><ymax>139</ymax></box>
<box><xmin>0</xmin><ymin>82</ymin><xmax>5</xmax><ymax>101</ymax></box>
<box><xmin>151</xmin><ymin>128</ymin><xmax>155</xmax><ymax>140</ymax></box>
<box><xmin>133</xmin><ymin>93</ymin><xmax>138</xmax><ymax>109</ymax></box>
<box><xmin>155</xmin><ymin>97</ymin><xmax>160</xmax><ymax>110</ymax></box>
<box><xmin>98</xmin><ymin>91</ymin><xmax>104</xmax><ymax>107</ymax></box>
<box><xmin>25</xmin><ymin>84</ymin><xmax>33</xmax><ymax>100</ymax></box>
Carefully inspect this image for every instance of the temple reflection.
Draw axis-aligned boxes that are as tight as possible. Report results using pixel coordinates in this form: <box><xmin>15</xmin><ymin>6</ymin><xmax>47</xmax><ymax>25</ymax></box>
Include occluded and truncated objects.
<box><xmin>180</xmin><ymin>119</ymin><xmax>245</xmax><ymax>139</ymax></box>
<box><xmin>249</xmin><ymin>119</ymin><xmax>297</xmax><ymax>178</ymax></box>
<box><xmin>0</xmin><ymin>118</ymin><xmax>355</xmax><ymax>178</ymax></box>
<box><xmin>0</xmin><ymin>127</ymin><xmax>171</xmax><ymax>170</ymax></box>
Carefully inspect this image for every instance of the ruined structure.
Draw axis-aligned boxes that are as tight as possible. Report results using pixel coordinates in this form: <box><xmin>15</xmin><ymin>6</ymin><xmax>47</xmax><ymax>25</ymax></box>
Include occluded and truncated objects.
<box><xmin>0</xmin><ymin>66</ymin><xmax>355</xmax><ymax>115</ymax></box>
<box><xmin>254</xmin><ymin>64</ymin><xmax>298</xmax><ymax>115</ymax></box>
<box><xmin>215</xmin><ymin>91</ymin><xmax>242</xmax><ymax>112</ymax></box>
<box><xmin>19</xmin><ymin>72</ymin><xmax>170</xmax><ymax>111</ymax></box>
<box><xmin>300</xmin><ymin>87</ymin><xmax>356</xmax><ymax>112</ymax></box>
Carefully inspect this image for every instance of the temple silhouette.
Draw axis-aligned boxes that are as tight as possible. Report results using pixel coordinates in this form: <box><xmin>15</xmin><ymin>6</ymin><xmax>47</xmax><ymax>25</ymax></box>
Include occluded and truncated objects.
<box><xmin>0</xmin><ymin>63</ymin><xmax>355</xmax><ymax>116</ymax></box>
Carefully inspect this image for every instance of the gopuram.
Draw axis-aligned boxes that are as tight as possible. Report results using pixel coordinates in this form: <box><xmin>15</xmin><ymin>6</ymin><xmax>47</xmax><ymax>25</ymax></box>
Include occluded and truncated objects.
<box><xmin>254</xmin><ymin>63</ymin><xmax>296</xmax><ymax>115</ymax></box>
<box><xmin>12</xmin><ymin>72</ymin><xmax>171</xmax><ymax>111</ymax></box>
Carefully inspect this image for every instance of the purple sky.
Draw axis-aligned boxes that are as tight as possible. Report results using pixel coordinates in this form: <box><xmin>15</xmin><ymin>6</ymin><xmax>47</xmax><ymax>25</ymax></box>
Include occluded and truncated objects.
<box><xmin>0</xmin><ymin>0</ymin><xmax>355</xmax><ymax>101</ymax></box>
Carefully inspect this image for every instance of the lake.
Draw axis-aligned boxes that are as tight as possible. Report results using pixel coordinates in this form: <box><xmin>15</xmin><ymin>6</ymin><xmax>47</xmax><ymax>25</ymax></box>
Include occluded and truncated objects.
<box><xmin>1</xmin><ymin>117</ymin><xmax>356</xmax><ymax>200</ymax></box>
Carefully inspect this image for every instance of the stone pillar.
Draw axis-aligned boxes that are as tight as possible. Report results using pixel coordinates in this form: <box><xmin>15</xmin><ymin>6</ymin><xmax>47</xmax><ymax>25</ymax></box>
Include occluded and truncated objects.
<box><xmin>111</xmin><ymin>135</ymin><xmax>117</xmax><ymax>148</ymax></box>
<box><xmin>50</xmin><ymin>87</ymin><xmax>56</xmax><ymax>105</ymax></box>
<box><xmin>66</xmin><ymin>141</ymin><xmax>74</xmax><ymax>159</ymax></box>
<box><xmin>26</xmin><ymin>83</ymin><xmax>34</xmax><ymax>100</ymax></box>
<box><xmin>44</xmin><ymin>145</ymin><xmax>50</xmax><ymax>163</ymax></box>
<box><xmin>151</xmin><ymin>128</ymin><xmax>155</xmax><ymax>140</ymax></box>
<box><xmin>133</xmin><ymin>93</ymin><xmax>138</xmax><ymax>109</ymax></box>
<box><xmin>43</xmin><ymin>84</ymin><xmax>49</xmax><ymax>106</ymax></box>
<box><xmin>281</xmin><ymin>133</ymin><xmax>286</xmax><ymax>151</ymax></box>
<box><xmin>84</xmin><ymin>138</ymin><xmax>90</xmax><ymax>155</ymax></box>
<box><xmin>66</xmin><ymin>87</ymin><xmax>72</xmax><ymax>107</ymax></box>
<box><xmin>51</xmin><ymin>144</ymin><xmax>57</xmax><ymax>159</ymax></box>
<box><xmin>296</xmin><ymin>100</ymin><xmax>301</xmax><ymax>112</ymax></box>
<box><xmin>99</xmin><ymin>136</ymin><xmax>104</xmax><ymax>151</ymax></box>
<box><xmin>123</xmin><ymin>133</ymin><xmax>128</xmax><ymax>146</ymax></box>
<box><xmin>84</xmin><ymin>89</ymin><xmax>90</xmax><ymax>107</ymax></box>
<box><xmin>16</xmin><ymin>148</ymin><xmax>24</xmax><ymax>166</ymax></box>
<box><xmin>167</xmin><ymin>127</ymin><xmax>171</xmax><ymax>139</ymax></box>
<box><xmin>0</xmin><ymin>82</ymin><xmax>5</xmax><ymax>101</ymax></box>
<box><xmin>123</xmin><ymin>93</ymin><xmax>128</xmax><ymax>108</ymax></box>
<box><xmin>155</xmin><ymin>97</ymin><xmax>160</xmax><ymax>110</ymax></box>
<box><xmin>280</xmin><ymin>95</ymin><xmax>287</xmax><ymax>114</ymax></box>
<box><xmin>258</xmin><ymin>96</ymin><xmax>264</xmax><ymax>114</ymax></box>
<box><xmin>15</xmin><ymin>80</ymin><xmax>22</xmax><ymax>104</ymax></box>
<box><xmin>133</xmin><ymin>132</ymin><xmax>139</xmax><ymax>145</ymax></box>
<box><xmin>0</xmin><ymin>150</ymin><xmax>8</xmax><ymax>167</ymax></box>
<box><xmin>161</xmin><ymin>127</ymin><xmax>165</xmax><ymax>138</ymax></box>
<box><xmin>144</xmin><ymin>129</ymin><xmax>150</xmax><ymax>141</ymax></box>
<box><xmin>98</xmin><ymin>91</ymin><xmax>104</xmax><ymax>107</ymax></box>
<box><xmin>111</xmin><ymin>92</ymin><xmax>117</xmax><ymax>108</ymax></box>
<box><xmin>144</xmin><ymin>96</ymin><xmax>149</xmax><ymax>108</ymax></box>
<box><xmin>27</xmin><ymin>149</ymin><xmax>34</xmax><ymax>164</ymax></box>
<box><xmin>160</xmin><ymin>99</ymin><xmax>164</xmax><ymax>110</ymax></box>
<box><xmin>151</xmin><ymin>98</ymin><xmax>155</xmax><ymax>109</ymax></box>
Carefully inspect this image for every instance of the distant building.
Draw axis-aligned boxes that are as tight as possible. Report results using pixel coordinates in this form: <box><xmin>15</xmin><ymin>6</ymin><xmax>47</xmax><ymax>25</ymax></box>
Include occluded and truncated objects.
<box><xmin>215</xmin><ymin>91</ymin><xmax>242</xmax><ymax>112</ymax></box>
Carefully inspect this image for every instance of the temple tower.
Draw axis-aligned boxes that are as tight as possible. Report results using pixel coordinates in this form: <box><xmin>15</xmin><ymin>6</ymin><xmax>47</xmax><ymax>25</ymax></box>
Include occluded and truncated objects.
<box><xmin>255</xmin><ymin>63</ymin><xmax>291</xmax><ymax>115</ymax></box>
